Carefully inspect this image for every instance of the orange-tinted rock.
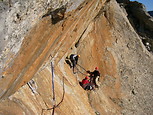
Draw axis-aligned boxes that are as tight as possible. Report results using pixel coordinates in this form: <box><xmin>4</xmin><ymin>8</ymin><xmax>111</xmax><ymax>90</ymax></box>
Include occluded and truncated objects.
<box><xmin>0</xmin><ymin>0</ymin><xmax>153</xmax><ymax>115</ymax></box>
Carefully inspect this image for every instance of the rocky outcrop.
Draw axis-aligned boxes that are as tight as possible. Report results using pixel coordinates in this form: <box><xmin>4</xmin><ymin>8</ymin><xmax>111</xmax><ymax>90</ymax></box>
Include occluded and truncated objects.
<box><xmin>126</xmin><ymin>1</ymin><xmax>153</xmax><ymax>32</ymax></box>
<box><xmin>0</xmin><ymin>0</ymin><xmax>106</xmax><ymax>99</ymax></box>
<box><xmin>0</xmin><ymin>0</ymin><xmax>84</xmax><ymax>74</ymax></box>
<box><xmin>117</xmin><ymin>0</ymin><xmax>153</xmax><ymax>53</ymax></box>
<box><xmin>0</xmin><ymin>0</ymin><xmax>153</xmax><ymax>115</ymax></box>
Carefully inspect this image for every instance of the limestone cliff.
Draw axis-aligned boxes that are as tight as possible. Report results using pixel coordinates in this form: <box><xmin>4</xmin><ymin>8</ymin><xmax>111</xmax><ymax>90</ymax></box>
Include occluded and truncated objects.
<box><xmin>0</xmin><ymin>0</ymin><xmax>153</xmax><ymax>115</ymax></box>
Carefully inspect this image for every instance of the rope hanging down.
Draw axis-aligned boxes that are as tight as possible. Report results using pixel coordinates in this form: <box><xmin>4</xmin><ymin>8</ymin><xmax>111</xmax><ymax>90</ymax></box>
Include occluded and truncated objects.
<box><xmin>51</xmin><ymin>62</ymin><xmax>55</xmax><ymax>115</ymax></box>
<box><xmin>41</xmin><ymin>62</ymin><xmax>65</xmax><ymax>115</ymax></box>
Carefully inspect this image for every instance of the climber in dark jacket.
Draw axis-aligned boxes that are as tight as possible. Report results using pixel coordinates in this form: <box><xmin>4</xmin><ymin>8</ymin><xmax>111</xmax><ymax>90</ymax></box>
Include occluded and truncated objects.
<box><xmin>87</xmin><ymin>67</ymin><xmax>100</xmax><ymax>88</ymax></box>
<box><xmin>91</xmin><ymin>67</ymin><xmax>100</xmax><ymax>77</ymax></box>
<box><xmin>70</xmin><ymin>54</ymin><xmax>80</xmax><ymax>70</ymax></box>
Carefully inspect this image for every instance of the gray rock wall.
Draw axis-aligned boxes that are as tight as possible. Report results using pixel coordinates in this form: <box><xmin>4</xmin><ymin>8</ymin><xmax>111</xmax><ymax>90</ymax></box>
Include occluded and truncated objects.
<box><xmin>0</xmin><ymin>0</ymin><xmax>84</xmax><ymax>74</ymax></box>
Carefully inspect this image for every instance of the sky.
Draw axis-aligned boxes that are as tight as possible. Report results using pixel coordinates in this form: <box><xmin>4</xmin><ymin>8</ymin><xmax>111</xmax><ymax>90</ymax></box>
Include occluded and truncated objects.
<box><xmin>130</xmin><ymin>0</ymin><xmax>153</xmax><ymax>11</ymax></box>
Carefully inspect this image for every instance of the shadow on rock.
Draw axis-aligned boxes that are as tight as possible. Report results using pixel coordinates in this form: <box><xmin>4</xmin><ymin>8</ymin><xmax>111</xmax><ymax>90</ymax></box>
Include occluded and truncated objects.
<box><xmin>65</xmin><ymin>58</ymin><xmax>72</xmax><ymax>68</ymax></box>
<box><xmin>42</xmin><ymin>5</ymin><xmax>66</xmax><ymax>24</ymax></box>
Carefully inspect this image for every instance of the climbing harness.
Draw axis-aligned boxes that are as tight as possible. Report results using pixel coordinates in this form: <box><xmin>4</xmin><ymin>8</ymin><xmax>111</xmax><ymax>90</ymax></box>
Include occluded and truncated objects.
<box><xmin>41</xmin><ymin>62</ymin><xmax>65</xmax><ymax>115</ymax></box>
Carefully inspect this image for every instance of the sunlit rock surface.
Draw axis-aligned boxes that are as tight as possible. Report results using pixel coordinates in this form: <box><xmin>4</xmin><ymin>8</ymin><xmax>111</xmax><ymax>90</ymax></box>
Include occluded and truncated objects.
<box><xmin>0</xmin><ymin>0</ymin><xmax>153</xmax><ymax>114</ymax></box>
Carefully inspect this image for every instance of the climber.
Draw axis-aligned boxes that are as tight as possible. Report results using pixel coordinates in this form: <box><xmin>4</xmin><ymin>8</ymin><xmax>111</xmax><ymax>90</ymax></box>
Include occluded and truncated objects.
<box><xmin>69</xmin><ymin>54</ymin><xmax>80</xmax><ymax>72</ymax></box>
<box><xmin>87</xmin><ymin>67</ymin><xmax>100</xmax><ymax>77</ymax></box>
<box><xmin>91</xmin><ymin>67</ymin><xmax>100</xmax><ymax>77</ymax></box>
<box><xmin>80</xmin><ymin>76</ymin><xmax>93</xmax><ymax>90</ymax></box>
<box><xmin>87</xmin><ymin>67</ymin><xmax>100</xmax><ymax>88</ymax></box>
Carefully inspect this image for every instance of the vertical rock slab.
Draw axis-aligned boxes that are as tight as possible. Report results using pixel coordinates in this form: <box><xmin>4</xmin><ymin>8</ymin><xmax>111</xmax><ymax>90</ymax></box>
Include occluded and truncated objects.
<box><xmin>0</xmin><ymin>0</ymin><xmax>106</xmax><ymax>100</ymax></box>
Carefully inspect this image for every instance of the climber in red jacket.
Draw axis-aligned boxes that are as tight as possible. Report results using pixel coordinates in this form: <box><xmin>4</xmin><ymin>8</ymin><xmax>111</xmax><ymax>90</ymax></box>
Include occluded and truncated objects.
<box><xmin>82</xmin><ymin>76</ymin><xmax>90</xmax><ymax>85</ymax></box>
<box><xmin>80</xmin><ymin>76</ymin><xmax>93</xmax><ymax>90</ymax></box>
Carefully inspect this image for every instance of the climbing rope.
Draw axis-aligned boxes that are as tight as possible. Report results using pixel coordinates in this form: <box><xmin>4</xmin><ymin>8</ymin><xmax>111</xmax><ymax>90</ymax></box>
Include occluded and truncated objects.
<box><xmin>77</xmin><ymin>63</ymin><xmax>87</xmax><ymax>72</ymax></box>
<box><xmin>51</xmin><ymin>62</ymin><xmax>55</xmax><ymax>115</ymax></box>
<box><xmin>41</xmin><ymin>62</ymin><xmax>65</xmax><ymax>115</ymax></box>
<box><xmin>47</xmin><ymin>76</ymin><xmax>65</xmax><ymax>110</ymax></box>
<box><xmin>75</xmin><ymin>66</ymin><xmax>88</xmax><ymax>76</ymax></box>
<box><xmin>48</xmin><ymin>76</ymin><xmax>65</xmax><ymax>109</ymax></box>
<box><xmin>75</xmin><ymin>63</ymin><xmax>89</xmax><ymax>76</ymax></box>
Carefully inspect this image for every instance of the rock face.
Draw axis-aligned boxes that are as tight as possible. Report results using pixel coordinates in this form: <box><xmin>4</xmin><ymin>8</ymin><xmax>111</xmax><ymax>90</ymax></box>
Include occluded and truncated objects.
<box><xmin>117</xmin><ymin>0</ymin><xmax>153</xmax><ymax>53</ymax></box>
<box><xmin>0</xmin><ymin>0</ymin><xmax>84</xmax><ymax>74</ymax></box>
<box><xmin>0</xmin><ymin>0</ymin><xmax>153</xmax><ymax>115</ymax></box>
